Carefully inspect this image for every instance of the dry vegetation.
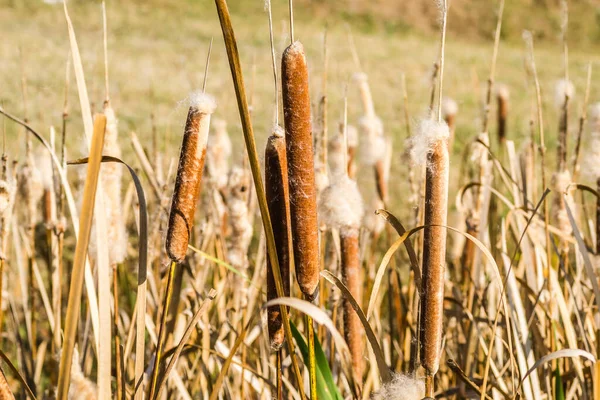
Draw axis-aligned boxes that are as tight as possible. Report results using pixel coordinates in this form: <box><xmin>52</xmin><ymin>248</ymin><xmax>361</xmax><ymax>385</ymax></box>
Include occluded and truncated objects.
<box><xmin>2</xmin><ymin>0</ymin><xmax>600</xmax><ymax>399</ymax></box>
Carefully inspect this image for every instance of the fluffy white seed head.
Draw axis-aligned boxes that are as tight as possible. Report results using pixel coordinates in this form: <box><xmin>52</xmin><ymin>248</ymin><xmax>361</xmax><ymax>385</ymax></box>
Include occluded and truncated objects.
<box><xmin>358</xmin><ymin>115</ymin><xmax>386</xmax><ymax>165</ymax></box>
<box><xmin>552</xmin><ymin>170</ymin><xmax>572</xmax><ymax>195</ymax></box>
<box><xmin>554</xmin><ymin>79</ymin><xmax>575</xmax><ymax>109</ymax></box>
<box><xmin>408</xmin><ymin>118</ymin><xmax>450</xmax><ymax>166</ymax></box>
<box><xmin>328</xmin><ymin>133</ymin><xmax>346</xmax><ymax>177</ymax></box>
<box><xmin>441</xmin><ymin>97</ymin><xmax>458</xmax><ymax>118</ymax></box>
<box><xmin>189</xmin><ymin>92</ymin><xmax>217</xmax><ymax>114</ymax></box>
<box><xmin>318</xmin><ymin>175</ymin><xmax>363</xmax><ymax>233</ymax></box>
<box><xmin>588</xmin><ymin>103</ymin><xmax>600</xmax><ymax>132</ymax></box>
<box><xmin>496</xmin><ymin>83</ymin><xmax>510</xmax><ymax>100</ymax></box>
<box><xmin>346</xmin><ymin>124</ymin><xmax>358</xmax><ymax>148</ymax></box>
<box><xmin>370</xmin><ymin>373</ymin><xmax>424</xmax><ymax>400</ymax></box>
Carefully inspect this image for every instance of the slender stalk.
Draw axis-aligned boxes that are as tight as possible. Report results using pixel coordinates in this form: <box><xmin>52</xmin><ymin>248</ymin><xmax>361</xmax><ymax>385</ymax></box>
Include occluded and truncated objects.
<box><xmin>148</xmin><ymin>260</ymin><xmax>177</xmax><ymax>400</ymax></box>
<box><xmin>56</xmin><ymin>115</ymin><xmax>107</xmax><ymax>400</ymax></box>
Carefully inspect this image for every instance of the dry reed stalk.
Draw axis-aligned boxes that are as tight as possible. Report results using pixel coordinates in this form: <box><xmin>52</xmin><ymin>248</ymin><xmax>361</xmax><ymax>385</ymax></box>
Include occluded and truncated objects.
<box><xmin>265</xmin><ymin>126</ymin><xmax>291</xmax><ymax>351</ymax></box>
<box><xmin>354</xmin><ymin>73</ymin><xmax>375</xmax><ymax>118</ymax></box>
<box><xmin>346</xmin><ymin>125</ymin><xmax>358</xmax><ymax>179</ymax></box>
<box><xmin>0</xmin><ymin>157</ymin><xmax>16</xmax><ymax>333</ymax></box>
<box><xmin>57</xmin><ymin>115</ymin><xmax>106</xmax><ymax>400</ymax></box>
<box><xmin>597</xmin><ymin>178</ymin><xmax>600</xmax><ymax>255</ymax></box>
<box><xmin>496</xmin><ymin>85</ymin><xmax>509</xmax><ymax>146</ymax></box>
<box><xmin>165</xmin><ymin>93</ymin><xmax>216</xmax><ymax>263</ymax></box>
<box><xmin>411</xmin><ymin>118</ymin><xmax>450</xmax><ymax>385</ymax></box>
<box><xmin>282</xmin><ymin>41</ymin><xmax>320</xmax><ymax>301</ymax></box>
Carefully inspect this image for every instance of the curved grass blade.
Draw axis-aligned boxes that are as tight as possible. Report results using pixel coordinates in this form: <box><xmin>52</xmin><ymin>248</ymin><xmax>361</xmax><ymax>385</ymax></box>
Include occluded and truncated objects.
<box><xmin>0</xmin><ymin>349</ymin><xmax>36</xmax><ymax>399</ymax></box>
<box><xmin>518</xmin><ymin>349</ymin><xmax>595</xmax><ymax>390</ymax></box>
<box><xmin>321</xmin><ymin>270</ymin><xmax>392</xmax><ymax>383</ymax></box>
<box><xmin>67</xmin><ymin>155</ymin><xmax>149</xmax><ymax>399</ymax></box>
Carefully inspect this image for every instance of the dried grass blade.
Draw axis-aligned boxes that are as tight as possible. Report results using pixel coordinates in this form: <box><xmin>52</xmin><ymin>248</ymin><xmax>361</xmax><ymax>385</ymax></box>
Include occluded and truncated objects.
<box><xmin>519</xmin><ymin>349</ymin><xmax>595</xmax><ymax>389</ymax></box>
<box><xmin>0</xmin><ymin>349</ymin><xmax>35</xmax><ymax>400</ymax></box>
<box><xmin>56</xmin><ymin>115</ymin><xmax>106</xmax><ymax>400</ymax></box>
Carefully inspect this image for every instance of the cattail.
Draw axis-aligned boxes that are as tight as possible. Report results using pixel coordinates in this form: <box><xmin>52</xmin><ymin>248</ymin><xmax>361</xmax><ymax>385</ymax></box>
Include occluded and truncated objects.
<box><xmin>165</xmin><ymin>93</ymin><xmax>216</xmax><ymax>263</ymax></box>
<box><xmin>102</xmin><ymin>102</ymin><xmax>126</xmax><ymax>265</ymax></box>
<box><xmin>207</xmin><ymin>118</ymin><xmax>232</xmax><ymax>191</ymax></box>
<box><xmin>265</xmin><ymin>126</ymin><xmax>291</xmax><ymax>350</ymax></box>
<box><xmin>226</xmin><ymin>165</ymin><xmax>253</xmax><ymax>309</ymax></box>
<box><xmin>18</xmin><ymin>149</ymin><xmax>44</xmax><ymax>225</ymax></box>
<box><xmin>410</xmin><ymin>118</ymin><xmax>450</xmax><ymax>377</ymax></box>
<box><xmin>370</xmin><ymin>373</ymin><xmax>424</xmax><ymax>400</ymax></box>
<box><xmin>319</xmin><ymin>175</ymin><xmax>364</xmax><ymax>379</ymax></box>
<box><xmin>282</xmin><ymin>41</ymin><xmax>320</xmax><ymax>300</ymax></box>
<box><xmin>495</xmin><ymin>84</ymin><xmax>509</xmax><ymax>145</ymax></box>
<box><xmin>441</xmin><ymin>97</ymin><xmax>458</xmax><ymax>144</ymax></box>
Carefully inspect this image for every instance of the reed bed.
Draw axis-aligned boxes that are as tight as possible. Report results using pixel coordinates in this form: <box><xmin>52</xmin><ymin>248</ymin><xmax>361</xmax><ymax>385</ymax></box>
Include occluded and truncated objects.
<box><xmin>1</xmin><ymin>0</ymin><xmax>600</xmax><ymax>399</ymax></box>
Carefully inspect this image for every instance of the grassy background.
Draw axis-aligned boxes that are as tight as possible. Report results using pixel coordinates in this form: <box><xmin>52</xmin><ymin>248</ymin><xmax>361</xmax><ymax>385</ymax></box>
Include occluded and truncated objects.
<box><xmin>1</xmin><ymin>0</ymin><xmax>599</xmax><ymax>213</ymax></box>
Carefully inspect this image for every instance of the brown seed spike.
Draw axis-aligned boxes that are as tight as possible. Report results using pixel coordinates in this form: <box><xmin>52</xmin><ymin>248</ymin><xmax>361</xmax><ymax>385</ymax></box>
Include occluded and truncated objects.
<box><xmin>282</xmin><ymin>41</ymin><xmax>320</xmax><ymax>300</ymax></box>
<box><xmin>419</xmin><ymin>136</ymin><xmax>450</xmax><ymax>376</ymax></box>
<box><xmin>265</xmin><ymin>126</ymin><xmax>291</xmax><ymax>351</ymax></box>
<box><xmin>166</xmin><ymin>93</ymin><xmax>216</xmax><ymax>263</ymax></box>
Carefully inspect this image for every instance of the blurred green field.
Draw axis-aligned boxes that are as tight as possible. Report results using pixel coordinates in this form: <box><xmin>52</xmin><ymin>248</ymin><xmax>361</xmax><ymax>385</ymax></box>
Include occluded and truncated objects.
<box><xmin>1</xmin><ymin>0</ymin><xmax>599</xmax><ymax>207</ymax></box>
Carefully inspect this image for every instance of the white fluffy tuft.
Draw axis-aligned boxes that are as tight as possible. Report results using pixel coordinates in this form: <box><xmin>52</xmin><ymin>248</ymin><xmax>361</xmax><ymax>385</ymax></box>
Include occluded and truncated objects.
<box><xmin>496</xmin><ymin>83</ymin><xmax>510</xmax><ymax>100</ymax></box>
<box><xmin>370</xmin><ymin>373</ymin><xmax>424</xmax><ymax>400</ymax></box>
<box><xmin>408</xmin><ymin>118</ymin><xmax>449</xmax><ymax>166</ymax></box>
<box><xmin>358</xmin><ymin>115</ymin><xmax>386</xmax><ymax>165</ymax></box>
<box><xmin>346</xmin><ymin>124</ymin><xmax>358</xmax><ymax>148</ymax></box>
<box><xmin>554</xmin><ymin>79</ymin><xmax>575</xmax><ymax>109</ymax></box>
<box><xmin>272</xmin><ymin>124</ymin><xmax>285</xmax><ymax>138</ymax></box>
<box><xmin>441</xmin><ymin>97</ymin><xmax>458</xmax><ymax>117</ymax></box>
<box><xmin>189</xmin><ymin>92</ymin><xmax>217</xmax><ymax>114</ymax></box>
<box><xmin>318</xmin><ymin>175</ymin><xmax>363</xmax><ymax>231</ymax></box>
<box><xmin>353</xmin><ymin>72</ymin><xmax>368</xmax><ymax>83</ymax></box>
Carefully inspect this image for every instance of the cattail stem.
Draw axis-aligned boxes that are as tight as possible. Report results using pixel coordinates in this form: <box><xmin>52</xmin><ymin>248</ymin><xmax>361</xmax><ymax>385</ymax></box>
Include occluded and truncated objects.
<box><xmin>148</xmin><ymin>260</ymin><xmax>177</xmax><ymax>400</ymax></box>
<box><xmin>341</xmin><ymin>228</ymin><xmax>363</xmax><ymax>381</ymax></box>
<box><xmin>596</xmin><ymin>178</ymin><xmax>600</xmax><ymax>255</ymax></box>
<box><xmin>306</xmin><ymin>313</ymin><xmax>318</xmax><ymax>400</ymax></box>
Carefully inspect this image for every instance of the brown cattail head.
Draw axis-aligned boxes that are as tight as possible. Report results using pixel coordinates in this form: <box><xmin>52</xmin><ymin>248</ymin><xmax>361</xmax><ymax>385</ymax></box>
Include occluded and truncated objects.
<box><xmin>282</xmin><ymin>41</ymin><xmax>320</xmax><ymax>301</ymax></box>
<box><xmin>414</xmin><ymin>119</ymin><xmax>450</xmax><ymax>376</ymax></box>
<box><xmin>495</xmin><ymin>84</ymin><xmax>509</xmax><ymax>145</ymax></box>
<box><xmin>165</xmin><ymin>93</ymin><xmax>216</xmax><ymax>263</ymax></box>
<box><xmin>265</xmin><ymin>126</ymin><xmax>291</xmax><ymax>351</ymax></box>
